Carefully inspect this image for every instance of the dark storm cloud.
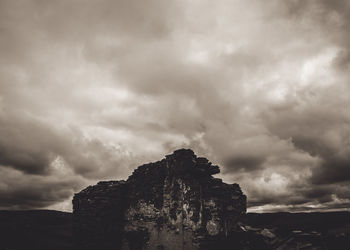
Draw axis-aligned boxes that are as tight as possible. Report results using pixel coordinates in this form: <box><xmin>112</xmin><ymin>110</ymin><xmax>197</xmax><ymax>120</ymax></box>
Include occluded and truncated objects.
<box><xmin>261</xmin><ymin>81</ymin><xmax>350</xmax><ymax>187</ymax></box>
<box><xmin>0</xmin><ymin>167</ymin><xmax>85</xmax><ymax>210</ymax></box>
<box><xmin>312</xmin><ymin>156</ymin><xmax>350</xmax><ymax>184</ymax></box>
<box><xmin>1</xmin><ymin>0</ymin><xmax>350</xmax><ymax>211</ymax></box>
<box><xmin>224</xmin><ymin>155</ymin><xmax>265</xmax><ymax>173</ymax></box>
<box><xmin>0</xmin><ymin>111</ymin><xmax>134</xmax><ymax>179</ymax></box>
<box><xmin>284</xmin><ymin>0</ymin><xmax>350</xmax><ymax>70</ymax></box>
<box><xmin>0</xmin><ymin>113</ymin><xmax>64</xmax><ymax>174</ymax></box>
<box><xmin>303</xmin><ymin>187</ymin><xmax>333</xmax><ymax>202</ymax></box>
<box><xmin>0</xmin><ymin>111</ymin><xmax>135</xmax><ymax>209</ymax></box>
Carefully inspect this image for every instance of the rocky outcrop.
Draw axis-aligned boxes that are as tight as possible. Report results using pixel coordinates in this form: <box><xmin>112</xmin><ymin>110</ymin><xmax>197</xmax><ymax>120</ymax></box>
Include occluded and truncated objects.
<box><xmin>73</xmin><ymin>149</ymin><xmax>247</xmax><ymax>250</ymax></box>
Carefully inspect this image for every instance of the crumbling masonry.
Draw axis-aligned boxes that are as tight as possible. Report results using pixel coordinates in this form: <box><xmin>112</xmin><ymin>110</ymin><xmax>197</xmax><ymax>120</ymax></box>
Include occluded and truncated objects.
<box><xmin>73</xmin><ymin>149</ymin><xmax>247</xmax><ymax>250</ymax></box>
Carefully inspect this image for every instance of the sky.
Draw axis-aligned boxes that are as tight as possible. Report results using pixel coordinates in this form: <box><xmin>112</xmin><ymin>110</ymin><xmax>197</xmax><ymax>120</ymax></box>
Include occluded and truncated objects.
<box><xmin>1</xmin><ymin>0</ymin><xmax>350</xmax><ymax>213</ymax></box>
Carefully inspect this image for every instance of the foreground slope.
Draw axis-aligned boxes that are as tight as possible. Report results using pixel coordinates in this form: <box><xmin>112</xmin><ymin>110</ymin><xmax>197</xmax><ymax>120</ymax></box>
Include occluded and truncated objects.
<box><xmin>0</xmin><ymin>211</ymin><xmax>349</xmax><ymax>249</ymax></box>
<box><xmin>0</xmin><ymin>210</ymin><xmax>72</xmax><ymax>250</ymax></box>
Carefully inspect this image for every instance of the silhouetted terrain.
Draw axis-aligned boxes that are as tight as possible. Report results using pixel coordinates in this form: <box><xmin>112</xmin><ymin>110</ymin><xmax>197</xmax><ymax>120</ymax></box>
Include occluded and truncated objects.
<box><xmin>0</xmin><ymin>210</ymin><xmax>349</xmax><ymax>249</ymax></box>
<box><xmin>244</xmin><ymin>212</ymin><xmax>350</xmax><ymax>249</ymax></box>
<box><xmin>0</xmin><ymin>210</ymin><xmax>72</xmax><ymax>250</ymax></box>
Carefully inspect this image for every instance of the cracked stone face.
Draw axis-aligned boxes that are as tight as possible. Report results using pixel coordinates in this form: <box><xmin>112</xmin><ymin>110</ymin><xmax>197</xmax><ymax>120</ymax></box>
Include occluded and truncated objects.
<box><xmin>73</xmin><ymin>149</ymin><xmax>247</xmax><ymax>250</ymax></box>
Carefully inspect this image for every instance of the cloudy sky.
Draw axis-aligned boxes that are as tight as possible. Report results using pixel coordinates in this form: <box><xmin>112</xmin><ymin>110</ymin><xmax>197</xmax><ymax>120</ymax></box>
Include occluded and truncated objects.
<box><xmin>1</xmin><ymin>0</ymin><xmax>350</xmax><ymax>212</ymax></box>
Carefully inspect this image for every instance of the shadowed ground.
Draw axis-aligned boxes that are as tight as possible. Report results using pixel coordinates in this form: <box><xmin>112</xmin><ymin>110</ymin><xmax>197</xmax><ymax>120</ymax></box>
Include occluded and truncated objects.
<box><xmin>0</xmin><ymin>210</ymin><xmax>350</xmax><ymax>249</ymax></box>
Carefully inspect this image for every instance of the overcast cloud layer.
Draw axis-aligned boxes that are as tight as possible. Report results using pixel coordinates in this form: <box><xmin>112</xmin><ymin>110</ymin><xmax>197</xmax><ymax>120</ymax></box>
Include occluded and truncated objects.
<box><xmin>1</xmin><ymin>0</ymin><xmax>350</xmax><ymax>212</ymax></box>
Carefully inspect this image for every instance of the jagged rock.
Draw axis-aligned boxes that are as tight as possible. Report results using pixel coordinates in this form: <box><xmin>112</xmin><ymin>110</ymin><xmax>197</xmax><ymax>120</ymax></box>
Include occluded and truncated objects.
<box><xmin>73</xmin><ymin>149</ymin><xmax>247</xmax><ymax>250</ymax></box>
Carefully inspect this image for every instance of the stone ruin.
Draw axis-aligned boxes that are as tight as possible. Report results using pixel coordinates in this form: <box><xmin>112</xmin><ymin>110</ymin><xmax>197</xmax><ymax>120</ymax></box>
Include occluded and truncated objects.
<box><xmin>73</xmin><ymin>149</ymin><xmax>247</xmax><ymax>250</ymax></box>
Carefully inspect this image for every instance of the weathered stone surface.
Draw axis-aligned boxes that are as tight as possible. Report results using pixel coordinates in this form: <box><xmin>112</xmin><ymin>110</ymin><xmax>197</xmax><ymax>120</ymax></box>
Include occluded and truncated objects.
<box><xmin>73</xmin><ymin>149</ymin><xmax>247</xmax><ymax>250</ymax></box>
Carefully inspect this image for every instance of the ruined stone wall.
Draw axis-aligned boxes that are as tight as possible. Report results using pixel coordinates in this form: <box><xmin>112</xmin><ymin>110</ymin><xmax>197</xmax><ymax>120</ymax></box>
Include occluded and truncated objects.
<box><xmin>73</xmin><ymin>149</ymin><xmax>246</xmax><ymax>250</ymax></box>
<box><xmin>73</xmin><ymin>180</ymin><xmax>127</xmax><ymax>250</ymax></box>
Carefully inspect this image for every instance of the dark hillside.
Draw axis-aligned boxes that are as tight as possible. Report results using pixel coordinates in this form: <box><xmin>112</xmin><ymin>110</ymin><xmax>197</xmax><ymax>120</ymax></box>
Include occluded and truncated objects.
<box><xmin>0</xmin><ymin>210</ymin><xmax>349</xmax><ymax>249</ymax></box>
<box><xmin>0</xmin><ymin>210</ymin><xmax>72</xmax><ymax>250</ymax></box>
<box><xmin>245</xmin><ymin>212</ymin><xmax>350</xmax><ymax>249</ymax></box>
